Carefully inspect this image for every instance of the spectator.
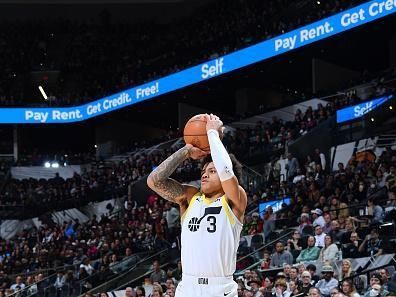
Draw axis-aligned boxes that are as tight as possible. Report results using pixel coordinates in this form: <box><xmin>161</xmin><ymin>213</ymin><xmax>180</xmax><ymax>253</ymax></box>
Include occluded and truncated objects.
<box><xmin>306</xmin><ymin>264</ymin><xmax>320</xmax><ymax>285</ymax></box>
<box><xmin>341</xmin><ymin>280</ymin><xmax>360</xmax><ymax>297</ymax></box>
<box><xmin>296</xmin><ymin>236</ymin><xmax>320</xmax><ymax>263</ymax></box>
<box><xmin>10</xmin><ymin>276</ymin><xmax>25</xmax><ymax>291</ymax></box>
<box><xmin>379</xmin><ymin>269</ymin><xmax>391</xmax><ymax>292</ymax></box>
<box><xmin>322</xmin><ymin>213</ymin><xmax>333</xmax><ymax>234</ymax></box>
<box><xmin>261</xmin><ymin>250</ymin><xmax>271</xmax><ymax>270</ymax></box>
<box><xmin>286</xmin><ymin>153</ymin><xmax>299</xmax><ymax>181</ymax></box>
<box><xmin>312</xmin><ymin>209</ymin><xmax>326</xmax><ymax>228</ymax></box>
<box><xmin>367</xmin><ymin>198</ymin><xmax>384</xmax><ymax>225</ymax></box>
<box><xmin>287</xmin><ymin>231</ymin><xmax>303</xmax><ymax>260</ymax></box>
<box><xmin>270</xmin><ymin>242</ymin><xmax>294</xmax><ymax>268</ymax></box>
<box><xmin>162</xmin><ymin>202</ymin><xmax>180</xmax><ymax>237</ymax></box>
<box><xmin>150</xmin><ymin>260</ymin><xmax>166</xmax><ymax>284</ymax></box>
<box><xmin>273</xmin><ymin>278</ymin><xmax>290</xmax><ymax>297</ymax></box>
<box><xmin>315</xmin><ymin>265</ymin><xmax>338</xmax><ymax>297</ymax></box>
<box><xmin>124</xmin><ymin>287</ymin><xmax>134</xmax><ymax>297</ymax></box>
<box><xmin>314</xmin><ymin>225</ymin><xmax>326</xmax><ymax>248</ymax></box>
<box><xmin>319</xmin><ymin>235</ymin><xmax>338</xmax><ymax>263</ymax></box>
<box><xmin>358</xmin><ymin>228</ymin><xmax>383</xmax><ymax>257</ymax></box>
<box><xmin>362</xmin><ymin>274</ymin><xmax>390</xmax><ymax>297</ymax></box>
<box><xmin>313</xmin><ymin>149</ymin><xmax>326</xmax><ymax>172</ymax></box>
<box><xmin>301</xmin><ymin>271</ymin><xmax>313</xmax><ymax>296</ymax></box>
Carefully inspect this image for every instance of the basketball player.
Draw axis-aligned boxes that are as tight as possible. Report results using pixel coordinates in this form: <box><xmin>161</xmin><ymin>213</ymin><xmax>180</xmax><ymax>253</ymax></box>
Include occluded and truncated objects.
<box><xmin>147</xmin><ymin>113</ymin><xmax>247</xmax><ymax>297</ymax></box>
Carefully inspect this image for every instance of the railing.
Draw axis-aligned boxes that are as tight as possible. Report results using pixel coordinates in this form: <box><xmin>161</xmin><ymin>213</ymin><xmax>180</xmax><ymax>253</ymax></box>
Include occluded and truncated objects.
<box><xmin>235</xmin><ymin>229</ymin><xmax>295</xmax><ymax>274</ymax></box>
<box><xmin>84</xmin><ymin>248</ymin><xmax>170</xmax><ymax>295</ymax></box>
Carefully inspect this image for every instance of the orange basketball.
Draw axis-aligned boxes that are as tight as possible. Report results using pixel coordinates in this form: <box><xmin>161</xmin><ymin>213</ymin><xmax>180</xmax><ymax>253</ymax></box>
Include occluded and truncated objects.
<box><xmin>183</xmin><ymin>114</ymin><xmax>210</xmax><ymax>151</ymax></box>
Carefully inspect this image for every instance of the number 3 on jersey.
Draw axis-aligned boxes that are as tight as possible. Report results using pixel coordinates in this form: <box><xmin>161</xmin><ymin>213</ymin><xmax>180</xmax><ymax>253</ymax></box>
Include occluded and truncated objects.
<box><xmin>207</xmin><ymin>216</ymin><xmax>216</xmax><ymax>233</ymax></box>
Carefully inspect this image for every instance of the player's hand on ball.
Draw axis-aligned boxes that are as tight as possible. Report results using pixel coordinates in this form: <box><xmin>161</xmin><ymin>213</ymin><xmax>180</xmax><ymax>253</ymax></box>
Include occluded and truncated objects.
<box><xmin>185</xmin><ymin>144</ymin><xmax>209</xmax><ymax>160</ymax></box>
<box><xmin>205</xmin><ymin>113</ymin><xmax>223</xmax><ymax>133</ymax></box>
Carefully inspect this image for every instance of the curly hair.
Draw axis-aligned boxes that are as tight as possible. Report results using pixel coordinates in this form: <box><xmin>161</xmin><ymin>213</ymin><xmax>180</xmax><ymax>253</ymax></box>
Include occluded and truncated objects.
<box><xmin>200</xmin><ymin>153</ymin><xmax>243</xmax><ymax>182</ymax></box>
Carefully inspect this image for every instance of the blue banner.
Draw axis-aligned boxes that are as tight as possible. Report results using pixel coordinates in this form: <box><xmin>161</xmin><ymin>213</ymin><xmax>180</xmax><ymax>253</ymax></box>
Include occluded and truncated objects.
<box><xmin>259</xmin><ymin>197</ymin><xmax>291</xmax><ymax>218</ymax></box>
<box><xmin>0</xmin><ymin>0</ymin><xmax>395</xmax><ymax>124</ymax></box>
<box><xmin>336</xmin><ymin>94</ymin><xmax>394</xmax><ymax>123</ymax></box>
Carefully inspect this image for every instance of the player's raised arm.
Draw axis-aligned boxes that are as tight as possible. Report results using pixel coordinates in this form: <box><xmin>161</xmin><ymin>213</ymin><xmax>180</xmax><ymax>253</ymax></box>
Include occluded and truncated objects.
<box><xmin>205</xmin><ymin>114</ymin><xmax>247</xmax><ymax>220</ymax></box>
<box><xmin>147</xmin><ymin>144</ymin><xmax>207</xmax><ymax>205</ymax></box>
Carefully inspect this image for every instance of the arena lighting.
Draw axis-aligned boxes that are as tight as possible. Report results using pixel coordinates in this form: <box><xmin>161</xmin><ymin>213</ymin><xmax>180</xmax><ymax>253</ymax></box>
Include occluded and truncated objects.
<box><xmin>94</xmin><ymin>144</ymin><xmax>98</xmax><ymax>148</ymax></box>
<box><xmin>51</xmin><ymin>162</ymin><xmax>59</xmax><ymax>168</ymax></box>
<box><xmin>370</xmin><ymin>117</ymin><xmax>375</xmax><ymax>122</ymax></box>
<box><xmin>0</xmin><ymin>0</ymin><xmax>395</xmax><ymax>124</ymax></box>
<box><xmin>390</xmin><ymin>106</ymin><xmax>393</xmax><ymax>110</ymax></box>
<box><xmin>38</xmin><ymin>86</ymin><xmax>48</xmax><ymax>100</ymax></box>
<box><xmin>44</xmin><ymin>162</ymin><xmax>51</xmax><ymax>168</ymax></box>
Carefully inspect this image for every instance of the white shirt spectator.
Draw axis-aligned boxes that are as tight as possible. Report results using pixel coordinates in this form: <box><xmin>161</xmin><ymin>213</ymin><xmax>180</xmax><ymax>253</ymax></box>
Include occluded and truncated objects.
<box><xmin>315</xmin><ymin>233</ymin><xmax>326</xmax><ymax>248</ymax></box>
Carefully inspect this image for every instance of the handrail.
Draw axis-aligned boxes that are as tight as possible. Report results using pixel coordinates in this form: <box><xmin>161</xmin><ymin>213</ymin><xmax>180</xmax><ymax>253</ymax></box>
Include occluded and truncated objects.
<box><xmin>112</xmin><ymin>261</ymin><xmax>173</xmax><ymax>291</ymax></box>
<box><xmin>236</xmin><ymin>229</ymin><xmax>295</xmax><ymax>265</ymax></box>
<box><xmin>84</xmin><ymin>248</ymin><xmax>169</xmax><ymax>296</ymax></box>
<box><xmin>7</xmin><ymin>268</ymin><xmax>69</xmax><ymax>297</ymax></box>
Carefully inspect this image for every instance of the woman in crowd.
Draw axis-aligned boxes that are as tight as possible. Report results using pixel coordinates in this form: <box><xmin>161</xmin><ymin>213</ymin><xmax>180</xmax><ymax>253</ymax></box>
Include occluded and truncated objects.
<box><xmin>319</xmin><ymin>235</ymin><xmax>339</xmax><ymax>263</ymax></box>
<box><xmin>341</xmin><ymin>280</ymin><xmax>361</xmax><ymax>297</ymax></box>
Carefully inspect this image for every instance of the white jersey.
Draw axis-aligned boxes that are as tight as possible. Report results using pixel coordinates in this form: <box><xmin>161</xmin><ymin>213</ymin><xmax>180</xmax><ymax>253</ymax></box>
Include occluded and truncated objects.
<box><xmin>181</xmin><ymin>192</ymin><xmax>243</xmax><ymax>277</ymax></box>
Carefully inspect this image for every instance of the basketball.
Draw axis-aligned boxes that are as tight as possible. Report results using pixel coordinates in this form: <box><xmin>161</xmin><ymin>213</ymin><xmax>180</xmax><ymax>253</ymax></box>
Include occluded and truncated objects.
<box><xmin>183</xmin><ymin>114</ymin><xmax>210</xmax><ymax>151</ymax></box>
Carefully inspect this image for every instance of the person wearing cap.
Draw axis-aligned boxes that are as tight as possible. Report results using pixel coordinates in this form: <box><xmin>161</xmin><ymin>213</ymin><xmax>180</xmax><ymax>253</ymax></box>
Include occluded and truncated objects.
<box><xmin>362</xmin><ymin>273</ymin><xmax>390</xmax><ymax>297</ymax></box>
<box><xmin>312</xmin><ymin>209</ymin><xmax>325</xmax><ymax>228</ymax></box>
<box><xmin>296</xmin><ymin>236</ymin><xmax>320</xmax><ymax>263</ymax></box>
<box><xmin>270</xmin><ymin>242</ymin><xmax>294</xmax><ymax>268</ymax></box>
<box><xmin>315</xmin><ymin>265</ymin><xmax>338</xmax><ymax>297</ymax></box>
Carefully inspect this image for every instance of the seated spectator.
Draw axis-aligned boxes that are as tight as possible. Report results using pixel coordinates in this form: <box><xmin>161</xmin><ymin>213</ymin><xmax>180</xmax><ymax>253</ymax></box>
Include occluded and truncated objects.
<box><xmin>362</xmin><ymin>273</ymin><xmax>390</xmax><ymax>297</ymax></box>
<box><xmin>150</xmin><ymin>260</ymin><xmax>166</xmax><ymax>284</ymax></box>
<box><xmin>338</xmin><ymin>260</ymin><xmax>363</xmax><ymax>292</ymax></box>
<box><xmin>309</xmin><ymin>287</ymin><xmax>322</xmax><ymax>297</ymax></box>
<box><xmin>288</xmin><ymin>280</ymin><xmax>301</xmax><ymax>297</ymax></box>
<box><xmin>322</xmin><ymin>213</ymin><xmax>333</xmax><ymax>234</ymax></box>
<box><xmin>319</xmin><ymin>235</ymin><xmax>338</xmax><ymax>264</ymax></box>
<box><xmin>358</xmin><ymin>228</ymin><xmax>383</xmax><ymax>257</ymax></box>
<box><xmin>379</xmin><ymin>269</ymin><xmax>391</xmax><ymax>292</ymax></box>
<box><xmin>341</xmin><ymin>217</ymin><xmax>357</xmax><ymax>244</ymax></box>
<box><xmin>10</xmin><ymin>276</ymin><xmax>26</xmax><ymax>291</ymax></box>
<box><xmin>314</xmin><ymin>225</ymin><xmax>326</xmax><ymax>248</ymax></box>
<box><xmin>283</xmin><ymin>264</ymin><xmax>292</xmax><ymax>280</ymax></box>
<box><xmin>296</xmin><ymin>236</ymin><xmax>320</xmax><ymax>263</ymax></box>
<box><xmin>367</xmin><ymin>198</ymin><xmax>384</xmax><ymax>225</ymax></box>
<box><xmin>312</xmin><ymin>209</ymin><xmax>325</xmax><ymax>228</ymax></box>
<box><xmin>273</xmin><ymin>278</ymin><xmax>290</xmax><ymax>297</ymax></box>
<box><xmin>287</xmin><ymin>231</ymin><xmax>303</xmax><ymax>260</ymax></box>
<box><xmin>315</xmin><ymin>265</ymin><xmax>338</xmax><ymax>297</ymax></box>
<box><xmin>341</xmin><ymin>280</ymin><xmax>361</xmax><ymax>297</ymax></box>
<box><xmin>300</xmin><ymin>271</ymin><xmax>313</xmax><ymax>296</ymax></box>
<box><xmin>261</xmin><ymin>250</ymin><xmax>271</xmax><ymax>270</ymax></box>
<box><xmin>342</xmin><ymin>232</ymin><xmax>362</xmax><ymax>259</ymax></box>
<box><xmin>270</xmin><ymin>242</ymin><xmax>294</xmax><ymax>268</ymax></box>
<box><xmin>306</xmin><ymin>264</ymin><xmax>320</xmax><ymax>285</ymax></box>
<box><xmin>330</xmin><ymin>197</ymin><xmax>349</xmax><ymax>220</ymax></box>
<box><xmin>328</xmin><ymin>220</ymin><xmax>344</xmax><ymax>243</ymax></box>
<box><xmin>289</xmin><ymin>267</ymin><xmax>300</xmax><ymax>285</ymax></box>
<box><xmin>299</xmin><ymin>214</ymin><xmax>313</xmax><ymax>235</ymax></box>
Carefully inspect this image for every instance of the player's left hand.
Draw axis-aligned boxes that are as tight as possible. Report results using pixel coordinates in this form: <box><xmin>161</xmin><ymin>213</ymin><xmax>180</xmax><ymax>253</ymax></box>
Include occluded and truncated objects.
<box><xmin>205</xmin><ymin>113</ymin><xmax>223</xmax><ymax>133</ymax></box>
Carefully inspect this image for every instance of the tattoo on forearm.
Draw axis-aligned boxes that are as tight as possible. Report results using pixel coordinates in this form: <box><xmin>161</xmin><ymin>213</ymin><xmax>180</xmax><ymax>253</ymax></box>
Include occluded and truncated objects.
<box><xmin>148</xmin><ymin>146</ymin><xmax>189</xmax><ymax>202</ymax></box>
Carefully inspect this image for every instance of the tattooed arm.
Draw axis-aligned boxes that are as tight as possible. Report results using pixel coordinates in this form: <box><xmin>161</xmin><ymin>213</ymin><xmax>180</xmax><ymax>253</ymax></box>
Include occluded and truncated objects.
<box><xmin>147</xmin><ymin>144</ymin><xmax>207</xmax><ymax>205</ymax></box>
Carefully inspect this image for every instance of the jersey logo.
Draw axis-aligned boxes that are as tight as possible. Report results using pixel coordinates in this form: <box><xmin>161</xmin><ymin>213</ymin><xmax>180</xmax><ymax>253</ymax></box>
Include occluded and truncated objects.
<box><xmin>187</xmin><ymin>206</ymin><xmax>222</xmax><ymax>232</ymax></box>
